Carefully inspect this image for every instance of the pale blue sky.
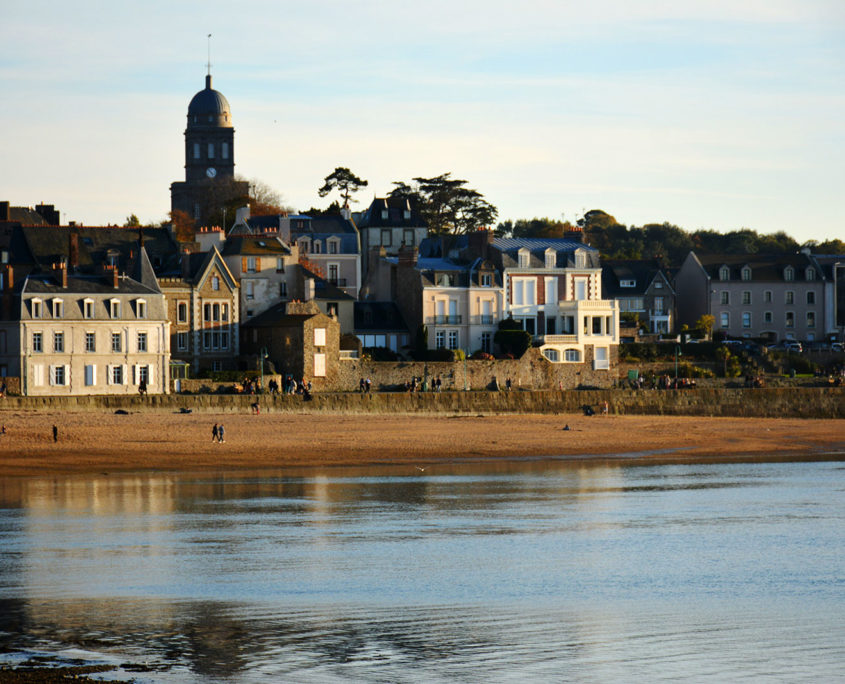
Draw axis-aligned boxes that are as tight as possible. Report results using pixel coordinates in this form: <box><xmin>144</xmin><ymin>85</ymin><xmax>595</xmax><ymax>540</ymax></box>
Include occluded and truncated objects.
<box><xmin>2</xmin><ymin>0</ymin><xmax>843</xmax><ymax>243</ymax></box>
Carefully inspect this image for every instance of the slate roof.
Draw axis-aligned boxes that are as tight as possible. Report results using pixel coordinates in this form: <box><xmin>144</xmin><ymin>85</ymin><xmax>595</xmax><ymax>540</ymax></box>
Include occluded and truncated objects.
<box><xmin>221</xmin><ymin>235</ymin><xmax>291</xmax><ymax>256</ymax></box>
<box><xmin>290</xmin><ymin>215</ymin><xmax>360</xmax><ymax>254</ymax></box>
<box><xmin>694</xmin><ymin>252</ymin><xmax>824</xmax><ymax>282</ymax></box>
<box><xmin>356</xmin><ymin>197</ymin><xmax>427</xmax><ymax>228</ymax></box>
<box><xmin>240</xmin><ymin>302</ymin><xmax>324</xmax><ymax>328</ymax></box>
<box><xmin>601</xmin><ymin>259</ymin><xmax>673</xmax><ymax>297</ymax></box>
<box><xmin>22</xmin><ymin>273</ymin><xmax>161</xmax><ymax>296</ymax></box>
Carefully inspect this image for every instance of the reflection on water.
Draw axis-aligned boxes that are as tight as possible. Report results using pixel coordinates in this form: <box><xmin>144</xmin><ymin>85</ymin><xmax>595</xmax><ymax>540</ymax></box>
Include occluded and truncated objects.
<box><xmin>1</xmin><ymin>461</ymin><xmax>844</xmax><ymax>682</ymax></box>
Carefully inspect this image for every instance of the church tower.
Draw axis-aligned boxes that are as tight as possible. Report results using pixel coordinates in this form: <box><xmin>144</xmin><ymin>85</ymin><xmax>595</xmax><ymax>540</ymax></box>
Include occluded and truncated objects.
<box><xmin>170</xmin><ymin>69</ymin><xmax>248</xmax><ymax>231</ymax></box>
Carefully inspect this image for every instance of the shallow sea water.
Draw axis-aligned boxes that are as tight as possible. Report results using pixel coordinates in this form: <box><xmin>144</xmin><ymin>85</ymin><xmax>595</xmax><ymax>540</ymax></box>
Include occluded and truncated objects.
<box><xmin>0</xmin><ymin>460</ymin><xmax>843</xmax><ymax>682</ymax></box>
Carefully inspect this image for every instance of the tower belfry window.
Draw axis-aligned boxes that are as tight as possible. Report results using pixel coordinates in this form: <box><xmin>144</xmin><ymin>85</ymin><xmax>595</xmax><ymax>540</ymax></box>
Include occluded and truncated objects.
<box><xmin>222</xmin><ymin>142</ymin><xmax>229</xmax><ymax>159</ymax></box>
<box><xmin>208</xmin><ymin>143</ymin><xmax>215</xmax><ymax>159</ymax></box>
<box><xmin>193</xmin><ymin>143</ymin><xmax>200</xmax><ymax>159</ymax></box>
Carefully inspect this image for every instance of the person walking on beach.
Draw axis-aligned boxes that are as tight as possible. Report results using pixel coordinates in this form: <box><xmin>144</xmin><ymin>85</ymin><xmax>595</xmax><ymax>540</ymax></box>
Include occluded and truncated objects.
<box><xmin>52</xmin><ymin>425</ymin><xmax>58</xmax><ymax>442</ymax></box>
<box><xmin>217</xmin><ymin>424</ymin><xmax>225</xmax><ymax>443</ymax></box>
<box><xmin>212</xmin><ymin>423</ymin><xmax>219</xmax><ymax>443</ymax></box>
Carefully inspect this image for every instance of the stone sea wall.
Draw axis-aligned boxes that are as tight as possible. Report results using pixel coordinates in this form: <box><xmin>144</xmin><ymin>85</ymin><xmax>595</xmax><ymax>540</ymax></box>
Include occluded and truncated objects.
<box><xmin>1</xmin><ymin>387</ymin><xmax>842</xmax><ymax>419</ymax></box>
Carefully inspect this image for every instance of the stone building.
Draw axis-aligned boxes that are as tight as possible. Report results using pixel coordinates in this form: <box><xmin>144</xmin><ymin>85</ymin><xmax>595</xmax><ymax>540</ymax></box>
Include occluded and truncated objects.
<box><xmin>240</xmin><ymin>300</ymin><xmax>340</xmax><ymax>391</ymax></box>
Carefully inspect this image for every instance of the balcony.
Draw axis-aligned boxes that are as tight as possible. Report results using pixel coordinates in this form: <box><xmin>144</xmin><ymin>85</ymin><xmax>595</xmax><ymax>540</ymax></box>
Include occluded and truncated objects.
<box><xmin>470</xmin><ymin>315</ymin><xmax>496</xmax><ymax>325</ymax></box>
<box><xmin>339</xmin><ymin>350</ymin><xmax>359</xmax><ymax>360</ymax></box>
<box><xmin>428</xmin><ymin>315</ymin><xmax>463</xmax><ymax>325</ymax></box>
<box><xmin>542</xmin><ymin>334</ymin><xmax>578</xmax><ymax>345</ymax></box>
<box><xmin>328</xmin><ymin>278</ymin><xmax>347</xmax><ymax>288</ymax></box>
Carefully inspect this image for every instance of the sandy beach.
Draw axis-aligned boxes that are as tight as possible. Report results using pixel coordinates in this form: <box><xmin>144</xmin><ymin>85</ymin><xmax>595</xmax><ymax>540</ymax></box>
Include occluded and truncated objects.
<box><xmin>0</xmin><ymin>409</ymin><xmax>842</xmax><ymax>478</ymax></box>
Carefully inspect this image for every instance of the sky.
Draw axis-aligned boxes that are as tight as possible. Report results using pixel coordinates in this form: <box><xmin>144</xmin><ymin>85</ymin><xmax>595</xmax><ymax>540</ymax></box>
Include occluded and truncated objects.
<box><xmin>2</xmin><ymin>0</ymin><xmax>844</xmax><ymax>243</ymax></box>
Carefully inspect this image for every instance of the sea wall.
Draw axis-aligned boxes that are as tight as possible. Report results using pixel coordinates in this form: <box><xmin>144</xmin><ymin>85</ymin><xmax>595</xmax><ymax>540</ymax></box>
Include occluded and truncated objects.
<box><xmin>1</xmin><ymin>387</ymin><xmax>842</xmax><ymax>419</ymax></box>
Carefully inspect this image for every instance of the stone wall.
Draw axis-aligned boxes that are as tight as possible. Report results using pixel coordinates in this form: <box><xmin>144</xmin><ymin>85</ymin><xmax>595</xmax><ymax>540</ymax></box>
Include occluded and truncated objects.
<box><xmin>1</xmin><ymin>386</ymin><xmax>842</xmax><ymax>419</ymax></box>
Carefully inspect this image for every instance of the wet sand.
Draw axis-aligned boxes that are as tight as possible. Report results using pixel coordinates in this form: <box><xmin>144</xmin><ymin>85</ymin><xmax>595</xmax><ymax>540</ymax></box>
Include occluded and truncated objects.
<box><xmin>0</xmin><ymin>410</ymin><xmax>842</xmax><ymax>478</ymax></box>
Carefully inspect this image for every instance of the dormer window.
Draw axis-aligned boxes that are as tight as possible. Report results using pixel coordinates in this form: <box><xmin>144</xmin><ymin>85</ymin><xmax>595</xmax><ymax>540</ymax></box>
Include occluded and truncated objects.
<box><xmin>312</xmin><ymin>241</ymin><xmax>321</xmax><ymax>254</ymax></box>
<box><xmin>784</xmin><ymin>266</ymin><xmax>794</xmax><ymax>281</ymax></box>
<box><xmin>518</xmin><ymin>249</ymin><xmax>530</xmax><ymax>269</ymax></box>
<box><xmin>328</xmin><ymin>239</ymin><xmax>339</xmax><ymax>255</ymax></box>
<box><xmin>574</xmin><ymin>249</ymin><xmax>588</xmax><ymax>268</ymax></box>
<box><xmin>620</xmin><ymin>279</ymin><xmax>636</xmax><ymax>288</ymax></box>
<box><xmin>805</xmin><ymin>267</ymin><xmax>815</xmax><ymax>281</ymax></box>
<box><xmin>109</xmin><ymin>298</ymin><xmax>121</xmax><ymax>319</ymax></box>
<box><xmin>544</xmin><ymin>249</ymin><xmax>556</xmax><ymax>269</ymax></box>
<box><xmin>741</xmin><ymin>266</ymin><xmax>751</xmax><ymax>281</ymax></box>
<box><xmin>298</xmin><ymin>239</ymin><xmax>309</xmax><ymax>254</ymax></box>
<box><xmin>481</xmin><ymin>273</ymin><xmax>492</xmax><ymax>287</ymax></box>
<box><xmin>107</xmin><ymin>251</ymin><xmax>119</xmax><ymax>268</ymax></box>
<box><xmin>31</xmin><ymin>298</ymin><xmax>42</xmax><ymax>318</ymax></box>
<box><xmin>83</xmin><ymin>298</ymin><xmax>94</xmax><ymax>319</ymax></box>
<box><xmin>403</xmin><ymin>209</ymin><xmax>411</xmax><ymax>220</ymax></box>
<box><xmin>136</xmin><ymin>299</ymin><xmax>147</xmax><ymax>319</ymax></box>
<box><xmin>381</xmin><ymin>209</ymin><xmax>389</xmax><ymax>220</ymax></box>
<box><xmin>52</xmin><ymin>298</ymin><xmax>63</xmax><ymax>318</ymax></box>
<box><xmin>719</xmin><ymin>266</ymin><xmax>730</xmax><ymax>281</ymax></box>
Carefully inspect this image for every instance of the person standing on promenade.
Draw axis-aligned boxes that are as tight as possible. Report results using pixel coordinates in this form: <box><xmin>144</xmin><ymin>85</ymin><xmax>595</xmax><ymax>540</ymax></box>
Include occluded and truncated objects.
<box><xmin>218</xmin><ymin>424</ymin><xmax>225</xmax><ymax>443</ymax></box>
<box><xmin>212</xmin><ymin>423</ymin><xmax>219</xmax><ymax>442</ymax></box>
<box><xmin>52</xmin><ymin>425</ymin><xmax>58</xmax><ymax>442</ymax></box>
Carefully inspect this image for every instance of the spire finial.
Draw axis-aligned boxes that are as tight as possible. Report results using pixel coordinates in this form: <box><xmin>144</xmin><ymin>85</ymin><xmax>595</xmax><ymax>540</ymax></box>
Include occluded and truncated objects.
<box><xmin>206</xmin><ymin>34</ymin><xmax>212</xmax><ymax>88</ymax></box>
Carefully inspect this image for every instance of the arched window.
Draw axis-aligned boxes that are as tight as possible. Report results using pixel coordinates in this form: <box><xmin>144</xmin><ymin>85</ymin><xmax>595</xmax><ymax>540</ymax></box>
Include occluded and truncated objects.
<box><xmin>543</xmin><ymin>348</ymin><xmax>559</xmax><ymax>362</ymax></box>
<box><xmin>805</xmin><ymin>267</ymin><xmax>815</xmax><ymax>281</ymax></box>
<box><xmin>784</xmin><ymin>266</ymin><xmax>794</xmax><ymax>281</ymax></box>
<box><xmin>741</xmin><ymin>267</ymin><xmax>751</xmax><ymax>281</ymax></box>
<box><xmin>719</xmin><ymin>266</ymin><xmax>730</xmax><ymax>281</ymax></box>
<box><xmin>564</xmin><ymin>348</ymin><xmax>581</xmax><ymax>362</ymax></box>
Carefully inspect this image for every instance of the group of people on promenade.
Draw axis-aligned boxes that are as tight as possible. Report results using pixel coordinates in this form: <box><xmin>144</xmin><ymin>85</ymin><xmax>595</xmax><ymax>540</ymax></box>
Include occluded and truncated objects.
<box><xmin>403</xmin><ymin>375</ymin><xmax>443</xmax><ymax>392</ymax></box>
<box><xmin>210</xmin><ymin>423</ymin><xmax>225</xmax><ymax>443</ymax></box>
<box><xmin>627</xmin><ymin>373</ymin><xmax>698</xmax><ymax>390</ymax></box>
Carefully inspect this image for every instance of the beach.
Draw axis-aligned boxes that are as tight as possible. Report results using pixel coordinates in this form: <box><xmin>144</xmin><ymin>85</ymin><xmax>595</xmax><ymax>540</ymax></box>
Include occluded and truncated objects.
<box><xmin>0</xmin><ymin>410</ymin><xmax>842</xmax><ymax>478</ymax></box>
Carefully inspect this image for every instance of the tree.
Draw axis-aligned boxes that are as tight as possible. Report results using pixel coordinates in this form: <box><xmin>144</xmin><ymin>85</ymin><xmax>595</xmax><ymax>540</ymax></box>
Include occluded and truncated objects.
<box><xmin>124</xmin><ymin>214</ymin><xmax>141</xmax><ymax>228</ymax></box>
<box><xmin>695</xmin><ymin>314</ymin><xmax>715</xmax><ymax>340</ymax></box>
<box><xmin>389</xmin><ymin>173</ymin><xmax>498</xmax><ymax>235</ymax></box>
<box><xmin>318</xmin><ymin>167</ymin><xmax>368</xmax><ymax>208</ymax></box>
<box><xmin>247</xmin><ymin>177</ymin><xmax>290</xmax><ymax>216</ymax></box>
<box><xmin>496</xmin><ymin>217</ymin><xmax>574</xmax><ymax>239</ymax></box>
<box><xmin>493</xmin><ymin>317</ymin><xmax>531</xmax><ymax>358</ymax></box>
<box><xmin>169</xmin><ymin>210</ymin><xmax>195</xmax><ymax>244</ymax></box>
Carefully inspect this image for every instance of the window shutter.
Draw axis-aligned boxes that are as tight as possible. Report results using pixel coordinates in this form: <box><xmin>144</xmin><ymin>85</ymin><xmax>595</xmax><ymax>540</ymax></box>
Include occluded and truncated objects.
<box><xmin>122</xmin><ymin>364</ymin><xmax>128</xmax><ymax>385</ymax></box>
<box><xmin>49</xmin><ymin>365</ymin><xmax>56</xmax><ymax>386</ymax></box>
<box><xmin>106</xmin><ymin>365</ymin><xmax>113</xmax><ymax>385</ymax></box>
<box><xmin>148</xmin><ymin>365</ymin><xmax>155</xmax><ymax>387</ymax></box>
<box><xmin>63</xmin><ymin>365</ymin><xmax>69</xmax><ymax>386</ymax></box>
<box><xmin>132</xmin><ymin>364</ymin><xmax>138</xmax><ymax>385</ymax></box>
<box><xmin>241</xmin><ymin>257</ymin><xmax>248</xmax><ymax>272</ymax></box>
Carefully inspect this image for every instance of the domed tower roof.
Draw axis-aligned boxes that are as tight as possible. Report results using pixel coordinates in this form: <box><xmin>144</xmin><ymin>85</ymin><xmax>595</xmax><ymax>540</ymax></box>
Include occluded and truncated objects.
<box><xmin>187</xmin><ymin>75</ymin><xmax>232</xmax><ymax>128</ymax></box>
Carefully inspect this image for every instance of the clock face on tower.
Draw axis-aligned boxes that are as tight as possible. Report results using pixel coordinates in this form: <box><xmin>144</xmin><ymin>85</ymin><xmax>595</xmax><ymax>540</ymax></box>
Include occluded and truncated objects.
<box><xmin>206</xmin><ymin>167</ymin><xmax>217</xmax><ymax>178</ymax></box>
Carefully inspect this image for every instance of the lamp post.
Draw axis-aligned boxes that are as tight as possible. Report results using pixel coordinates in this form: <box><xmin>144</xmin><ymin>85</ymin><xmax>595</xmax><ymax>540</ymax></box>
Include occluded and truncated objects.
<box><xmin>674</xmin><ymin>345</ymin><xmax>681</xmax><ymax>382</ymax></box>
<box><xmin>259</xmin><ymin>346</ymin><xmax>268</xmax><ymax>394</ymax></box>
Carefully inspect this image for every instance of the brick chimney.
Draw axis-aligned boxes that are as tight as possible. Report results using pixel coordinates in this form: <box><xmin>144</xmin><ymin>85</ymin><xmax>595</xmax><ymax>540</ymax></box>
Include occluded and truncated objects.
<box><xmin>53</xmin><ymin>260</ymin><xmax>68</xmax><ymax>288</ymax></box>
<box><xmin>181</xmin><ymin>249</ymin><xmax>192</xmax><ymax>279</ymax></box>
<box><xmin>564</xmin><ymin>226</ymin><xmax>584</xmax><ymax>243</ymax></box>
<box><xmin>68</xmin><ymin>231</ymin><xmax>79</xmax><ymax>269</ymax></box>
<box><xmin>398</xmin><ymin>244</ymin><xmax>419</xmax><ymax>267</ymax></box>
<box><xmin>468</xmin><ymin>229</ymin><xmax>492</xmax><ymax>260</ymax></box>
<box><xmin>1</xmin><ymin>265</ymin><xmax>12</xmax><ymax>320</ymax></box>
<box><xmin>0</xmin><ymin>201</ymin><xmax>9</xmax><ymax>221</ymax></box>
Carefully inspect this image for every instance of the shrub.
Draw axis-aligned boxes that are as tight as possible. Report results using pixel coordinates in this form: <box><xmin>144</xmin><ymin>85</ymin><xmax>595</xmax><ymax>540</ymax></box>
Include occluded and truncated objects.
<box><xmin>471</xmin><ymin>350</ymin><xmax>494</xmax><ymax>361</ymax></box>
<box><xmin>365</xmin><ymin>346</ymin><xmax>399</xmax><ymax>362</ymax></box>
<box><xmin>427</xmin><ymin>348</ymin><xmax>455</xmax><ymax>362</ymax></box>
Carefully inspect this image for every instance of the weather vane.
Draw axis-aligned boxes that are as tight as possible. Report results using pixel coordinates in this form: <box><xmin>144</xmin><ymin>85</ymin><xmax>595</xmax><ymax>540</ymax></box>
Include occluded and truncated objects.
<box><xmin>206</xmin><ymin>33</ymin><xmax>212</xmax><ymax>76</ymax></box>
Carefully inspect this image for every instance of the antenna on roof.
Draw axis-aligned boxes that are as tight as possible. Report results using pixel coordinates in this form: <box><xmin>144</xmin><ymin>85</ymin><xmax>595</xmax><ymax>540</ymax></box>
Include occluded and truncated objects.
<box><xmin>206</xmin><ymin>34</ymin><xmax>212</xmax><ymax>77</ymax></box>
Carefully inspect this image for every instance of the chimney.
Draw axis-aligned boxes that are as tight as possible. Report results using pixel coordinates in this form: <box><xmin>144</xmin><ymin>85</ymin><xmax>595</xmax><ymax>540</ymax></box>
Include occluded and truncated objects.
<box><xmin>279</xmin><ymin>216</ymin><xmax>291</xmax><ymax>245</ymax></box>
<box><xmin>398</xmin><ymin>244</ymin><xmax>419</xmax><ymax>267</ymax></box>
<box><xmin>0</xmin><ymin>201</ymin><xmax>9</xmax><ymax>221</ymax></box>
<box><xmin>4</xmin><ymin>265</ymin><xmax>12</xmax><ymax>291</ymax></box>
<box><xmin>110</xmin><ymin>265</ymin><xmax>119</xmax><ymax>289</ymax></box>
<box><xmin>340</xmin><ymin>206</ymin><xmax>351</xmax><ymax>220</ymax></box>
<box><xmin>181</xmin><ymin>249</ymin><xmax>192</xmax><ymax>279</ymax></box>
<box><xmin>1</xmin><ymin>265</ymin><xmax>11</xmax><ymax>320</ymax></box>
<box><xmin>468</xmin><ymin>229</ymin><xmax>492</xmax><ymax>260</ymax></box>
<box><xmin>304</xmin><ymin>277</ymin><xmax>315</xmax><ymax>301</ymax></box>
<box><xmin>68</xmin><ymin>231</ymin><xmax>79</xmax><ymax>269</ymax></box>
<box><xmin>53</xmin><ymin>260</ymin><xmax>68</xmax><ymax>288</ymax></box>
<box><xmin>564</xmin><ymin>226</ymin><xmax>584</xmax><ymax>244</ymax></box>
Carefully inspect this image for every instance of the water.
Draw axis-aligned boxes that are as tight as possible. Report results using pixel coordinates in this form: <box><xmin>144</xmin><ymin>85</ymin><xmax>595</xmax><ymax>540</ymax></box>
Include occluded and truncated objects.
<box><xmin>1</xmin><ymin>460</ymin><xmax>844</xmax><ymax>682</ymax></box>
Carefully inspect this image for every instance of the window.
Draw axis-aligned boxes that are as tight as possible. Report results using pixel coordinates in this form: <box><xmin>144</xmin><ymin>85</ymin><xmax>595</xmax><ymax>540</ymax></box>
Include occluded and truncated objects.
<box><xmin>84</xmin><ymin>365</ymin><xmax>96</xmax><ymax>386</ymax></box>
<box><xmin>53</xmin><ymin>332</ymin><xmax>64</xmax><ymax>353</ymax></box>
<box><xmin>592</xmin><ymin>317</ymin><xmax>602</xmax><ymax>335</ymax></box>
<box><xmin>137</xmin><ymin>332</ymin><xmax>148</xmax><ymax>352</ymax></box>
<box><xmin>785</xmin><ymin>312</ymin><xmax>794</xmax><ymax>328</ymax></box>
<box><xmin>512</xmin><ymin>278</ymin><xmax>536</xmax><ymax>306</ymax></box>
<box><xmin>83</xmin><ymin>299</ymin><xmax>94</xmax><ymax>319</ymax></box>
<box><xmin>448</xmin><ymin>330</ymin><xmax>459</xmax><ymax>349</ymax></box>
<box><xmin>112</xmin><ymin>333</ymin><xmax>122</xmax><ymax>353</ymax></box>
<box><xmin>328</xmin><ymin>264</ymin><xmax>339</xmax><ymax>283</ymax></box>
<box><xmin>381</xmin><ymin>229</ymin><xmax>392</xmax><ymax>247</ymax></box>
<box><xmin>177</xmin><ymin>302</ymin><xmax>188</xmax><ymax>323</ymax></box>
<box><xmin>784</xmin><ymin>266</ymin><xmax>794</xmax><ymax>281</ymax></box>
<box><xmin>564</xmin><ymin>349</ymin><xmax>580</xmax><ymax>362</ymax></box>
<box><xmin>720</xmin><ymin>312</ymin><xmax>729</xmax><ymax>328</ymax></box>
<box><xmin>276</xmin><ymin>258</ymin><xmax>285</xmax><ymax>273</ymax></box>
<box><xmin>481</xmin><ymin>273</ymin><xmax>492</xmax><ymax>287</ymax></box>
<box><xmin>85</xmin><ymin>332</ymin><xmax>96</xmax><ymax>352</ymax></box>
<box><xmin>518</xmin><ymin>250</ymin><xmax>530</xmax><ymax>268</ymax></box>
<box><xmin>51</xmin><ymin>365</ymin><xmax>66</xmax><ymax>386</ymax></box>
<box><xmin>574</xmin><ymin>278</ymin><xmax>587</xmax><ymax>301</ymax></box>
<box><xmin>136</xmin><ymin>299</ymin><xmax>146</xmax><ymax>319</ymax></box>
<box><xmin>481</xmin><ymin>331</ymin><xmax>492</xmax><ymax>353</ymax></box>
<box><xmin>109</xmin><ymin>299</ymin><xmax>120</xmax><ymax>318</ymax></box>
<box><xmin>742</xmin><ymin>312</ymin><xmax>751</xmax><ymax>328</ymax></box>
<box><xmin>177</xmin><ymin>332</ymin><xmax>188</xmax><ymax>351</ymax></box>
<box><xmin>245</xmin><ymin>281</ymin><xmax>254</xmax><ymax>300</ymax></box>
<box><xmin>654</xmin><ymin>281</ymin><xmax>663</xmax><ymax>289</ymax></box>
<box><xmin>279</xmin><ymin>281</ymin><xmax>287</xmax><ymax>298</ymax></box>
<box><xmin>138</xmin><ymin>365</ymin><xmax>149</xmax><ymax>385</ymax></box>
<box><xmin>764</xmin><ymin>291</ymin><xmax>772</xmax><ymax>303</ymax></box>
<box><xmin>543</xmin><ymin>348</ymin><xmax>559</xmax><ymax>362</ymax></box>
<box><xmin>435</xmin><ymin>331</ymin><xmax>445</xmax><ymax>349</ymax></box>
<box><xmin>545</xmin><ymin>250</ymin><xmax>556</xmax><ymax>269</ymax></box>
<box><xmin>806</xmin><ymin>311</ymin><xmax>816</xmax><ymax>328</ymax></box>
<box><xmin>32</xmin><ymin>332</ymin><xmax>42</xmax><ymax>352</ymax></box>
<box><xmin>211</xmin><ymin>276</ymin><xmax>220</xmax><ymax>291</ymax></box>
<box><xmin>403</xmin><ymin>229</ymin><xmax>414</xmax><ymax>246</ymax></box>
<box><xmin>742</xmin><ymin>291</ymin><xmax>751</xmax><ymax>305</ymax></box>
<box><xmin>31</xmin><ymin>299</ymin><xmax>42</xmax><ymax>318</ymax></box>
<box><xmin>741</xmin><ymin>267</ymin><xmax>751</xmax><ymax>281</ymax></box>
<box><xmin>806</xmin><ymin>267</ymin><xmax>815</xmax><ymax>281</ymax></box>
<box><xmin>222</xmin><ymin>142</ymin><xmax>229</xmax><ymax>159</ymax></box>
<box><xmin>720</xmin><ymin>291</ymin><xmax>730</xmax><ymax>305</ymax></box>
<box><xmin>246</xmin><ymin>257</ymin><xmax>257</xmax><ymax>273</ymax></box>
<box><xmin>545</xmin><ymin>277</ymin><xmax>557</xmax><ymax>306</ymax></box>
<box><xmin>193</xmin><ymin>143</ymin><xmax>200</xmax><ymax>159</ymax></box>
<box><xmin>52</xmin><ymin>299</ymin><xmax>63</xmax><ymax>318</ymax></box>
<box><xmin>561</xmin><ymin>315</ymin><xmax>575</xmax><ymax>334</ymax></box>
<box><xmin>764</xmin><ymin>311</ymin><xmax>773</xmax><ymax>324</ymax></box>
<box><xmin>329</xmin><ymin>240</ymin><xmax>339</xmax><ymax>254</ymax></box>
<box><xmin>111</xmin><ymin>365</ymin><xmax>123</xmax><ymax>385</ymax></box>
<box><xmin>574</xmin><ymin>250</ymin><xmax>588</xmax><ymax>268</ymax></box>
<box><xmin>786</xmin><ymin>291</ymin><xmax>794</xmax><ymax>305</ymax></box>
<box><xmin>381</xmin><ymin>209</ymin><xmax>389</xmax><ymax>220</ymax></box>
<box><xmin>719</xmin><ymin>266</ymin><xmax>730</xmax><ymax>281</ymax></box>
<box><xmin>314</xmin><ymin>353</ymin><xmax>326</xmax><ymax>377</ymax></box>
<box><xmin>653</xmin><ymin>296</ymin><xmax>664</xmax><ymax>314</ymax></box>
<box><xmin>807</xmin><ymin>292</ymin><xmax>815</xmax><ymax>305</ymax></box>
<box><xmin>312</xmin><ymin>241</ymin><xmax>321</xmax><ymax>254</ymax></box>
<box><xmin>314</xmin><ymin>328</ymin><xmax>326</xmax><ymax>346</ymax></box>
<box><xmin>208</xmin><ymin>143</ymin><xmax>215</xmax><ymax>159</ymax></box>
